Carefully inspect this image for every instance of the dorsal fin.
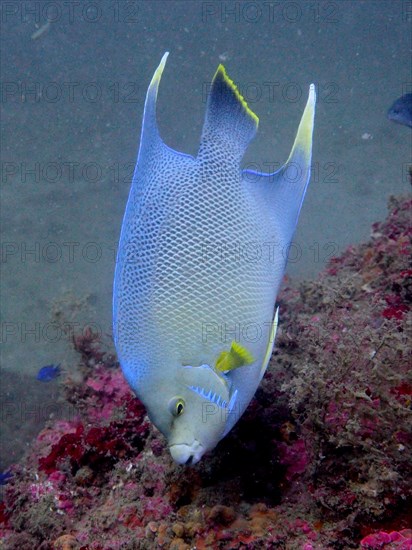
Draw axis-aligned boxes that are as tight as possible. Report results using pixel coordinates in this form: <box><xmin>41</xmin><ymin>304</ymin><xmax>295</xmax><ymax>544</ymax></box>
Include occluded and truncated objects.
<box><xmin>242</xmin><ymin>85</ymin><xmax>316</xmax><ymax>249</ymax></box>
<box><xmin>198</xmin><ymin>65</ymin><xmax>259</xmax><ymax>162</ymax></box>
<box><xmin>139</xmin><ymin>52</ymin><xmax>169</xmax><ymax>151</ymax></box>
<box><xmin>137</xmin><ymin>52</ymin><xmax>195</xmax><ymax>164</ymax></box>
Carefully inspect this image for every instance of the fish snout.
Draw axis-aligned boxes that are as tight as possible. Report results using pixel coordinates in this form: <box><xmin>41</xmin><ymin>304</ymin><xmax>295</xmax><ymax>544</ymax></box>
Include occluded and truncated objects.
<box><xmin>169</xmin><ymin>440</ymin><xmax>204</xmax><ymax>465</ymax></box>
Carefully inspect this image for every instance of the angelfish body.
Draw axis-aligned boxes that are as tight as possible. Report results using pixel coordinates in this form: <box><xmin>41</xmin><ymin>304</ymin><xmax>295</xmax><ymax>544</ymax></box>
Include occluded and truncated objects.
<box><xmin>113</xmin><ymin>53</ymin><xmax>316</xmax><ymax>465</ymax></box>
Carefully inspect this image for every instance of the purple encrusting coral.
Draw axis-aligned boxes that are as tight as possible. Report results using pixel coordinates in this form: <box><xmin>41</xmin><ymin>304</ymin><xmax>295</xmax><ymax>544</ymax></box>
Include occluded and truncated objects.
<box><xmin>0</xmin><ymin>196</ymin><xmax>411</xmax><ymax>549</ymax></box>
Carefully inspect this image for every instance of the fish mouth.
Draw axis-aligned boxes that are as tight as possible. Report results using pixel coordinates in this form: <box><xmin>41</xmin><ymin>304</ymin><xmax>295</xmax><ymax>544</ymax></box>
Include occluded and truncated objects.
<box><xmin>169</xmin><ymin>440</ymin><xmax>205</xmax><ymax>465</ymax></box>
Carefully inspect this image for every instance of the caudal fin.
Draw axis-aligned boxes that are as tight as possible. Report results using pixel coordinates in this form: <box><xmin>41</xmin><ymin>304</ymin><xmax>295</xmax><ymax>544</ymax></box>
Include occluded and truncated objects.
<box><xmin>199</xmin><ymin>65</ymin><xmax>259</xmax><ymax>162</ymax></box>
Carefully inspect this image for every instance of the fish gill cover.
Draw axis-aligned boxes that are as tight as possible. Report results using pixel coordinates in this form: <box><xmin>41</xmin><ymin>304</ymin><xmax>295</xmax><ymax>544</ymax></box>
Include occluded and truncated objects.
<box><xmin>0</xmin><ymin>195</ymin><xmax>411</xmax><ymax>548</ymax></box>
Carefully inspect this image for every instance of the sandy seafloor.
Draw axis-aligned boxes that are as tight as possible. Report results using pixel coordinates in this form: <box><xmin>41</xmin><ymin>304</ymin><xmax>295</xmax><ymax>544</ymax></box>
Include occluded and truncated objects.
<box><xmin>0</xmin><ymin>0</ymin><xmax>411</xmax><ymax>491</ymax></box>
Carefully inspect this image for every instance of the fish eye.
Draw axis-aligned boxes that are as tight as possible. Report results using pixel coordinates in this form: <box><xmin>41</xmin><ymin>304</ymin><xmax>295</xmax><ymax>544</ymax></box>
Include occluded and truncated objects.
<box><xmin>169</xmin><ymin>397</ymin><xmax>185</xmax><ymax>417</ymax></box>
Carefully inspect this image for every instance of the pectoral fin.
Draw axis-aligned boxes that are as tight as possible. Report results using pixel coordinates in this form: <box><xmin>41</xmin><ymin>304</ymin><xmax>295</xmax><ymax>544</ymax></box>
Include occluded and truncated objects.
<box><xmin>215</xmin><ymin>341</ymin><xmax>255</xmax><ymax>373</ymax></box>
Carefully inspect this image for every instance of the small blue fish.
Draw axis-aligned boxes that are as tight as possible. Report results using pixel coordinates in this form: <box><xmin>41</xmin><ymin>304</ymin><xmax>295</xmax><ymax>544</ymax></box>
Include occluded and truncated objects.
<box><xmin>387</xmin><ymin>93</ymin><xmax>412</xmax><ymax>128</ymax></box>
<box><xmin>36</xmin><ymin>363</ymin><xmax>61</xmax><ymax>382</ymax></box>
<box><xmin>0</xmin><ymin>471</ymin><xmax>13</xmax><ymax>485</ymax></box>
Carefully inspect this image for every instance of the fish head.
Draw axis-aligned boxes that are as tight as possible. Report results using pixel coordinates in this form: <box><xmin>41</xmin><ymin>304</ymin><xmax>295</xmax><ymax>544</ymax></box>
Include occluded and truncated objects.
<box><xmin>169</xmin><ymin>364</ymin><xmax>238</xmax><ymax>465</ymax></box>
<box><xmin>144</xmin><ymin>364</ymin><xmax>237</xmax><ymax>465</ymax></box>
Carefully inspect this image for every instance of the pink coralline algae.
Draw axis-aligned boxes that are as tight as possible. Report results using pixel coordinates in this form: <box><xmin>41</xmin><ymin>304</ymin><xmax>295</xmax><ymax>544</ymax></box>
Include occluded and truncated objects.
<box><xmin>277</xmin><ymin>439</ymin><xmax>309</xmax><ymax>482</ymax></box>
<box><xmin>0</xmin><ymin>195</ymin><xmax>411</xmax><ymax>549</ymax></box>
<box><xmin>360</xmin><ymin>529</ymin><xmax>412</xmax><ymax>549</ymax></box>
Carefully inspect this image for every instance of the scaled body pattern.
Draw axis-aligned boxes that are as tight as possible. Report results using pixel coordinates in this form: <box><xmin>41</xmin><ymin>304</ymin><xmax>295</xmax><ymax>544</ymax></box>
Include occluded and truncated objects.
<box><xmin>113</xmin><ymin>53</ymin><xmax>315</xmax><ymax>464</ymax></box>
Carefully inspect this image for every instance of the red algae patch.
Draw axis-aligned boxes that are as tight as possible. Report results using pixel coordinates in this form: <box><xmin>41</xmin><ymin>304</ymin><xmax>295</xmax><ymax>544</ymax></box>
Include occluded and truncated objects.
<box><xmin>1</xmin><ymin>195</ymin><xmax>411</xmax><ymax>549</ymax></box>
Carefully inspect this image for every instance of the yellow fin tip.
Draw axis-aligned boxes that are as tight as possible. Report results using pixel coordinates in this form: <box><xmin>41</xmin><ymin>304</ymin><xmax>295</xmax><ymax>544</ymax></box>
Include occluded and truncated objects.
<box><xmin>213</xmin><ymin>64</ymin><xmax>259</xmax><ymax>127</ymax></box>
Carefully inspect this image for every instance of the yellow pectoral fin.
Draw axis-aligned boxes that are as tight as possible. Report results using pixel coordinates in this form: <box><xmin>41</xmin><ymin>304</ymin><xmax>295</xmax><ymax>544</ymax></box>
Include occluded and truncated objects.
<box><xmin>215</xmin><ymin>341</ymin><xmax>255</xmax><ymax>372</ymax></box>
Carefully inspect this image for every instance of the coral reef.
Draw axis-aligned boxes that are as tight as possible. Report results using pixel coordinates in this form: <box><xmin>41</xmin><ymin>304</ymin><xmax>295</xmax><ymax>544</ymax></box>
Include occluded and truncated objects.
<box><xmin>0</xmin><ymin>196</ymin><xmax>411</xmax><ymax>549</ymax></box>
